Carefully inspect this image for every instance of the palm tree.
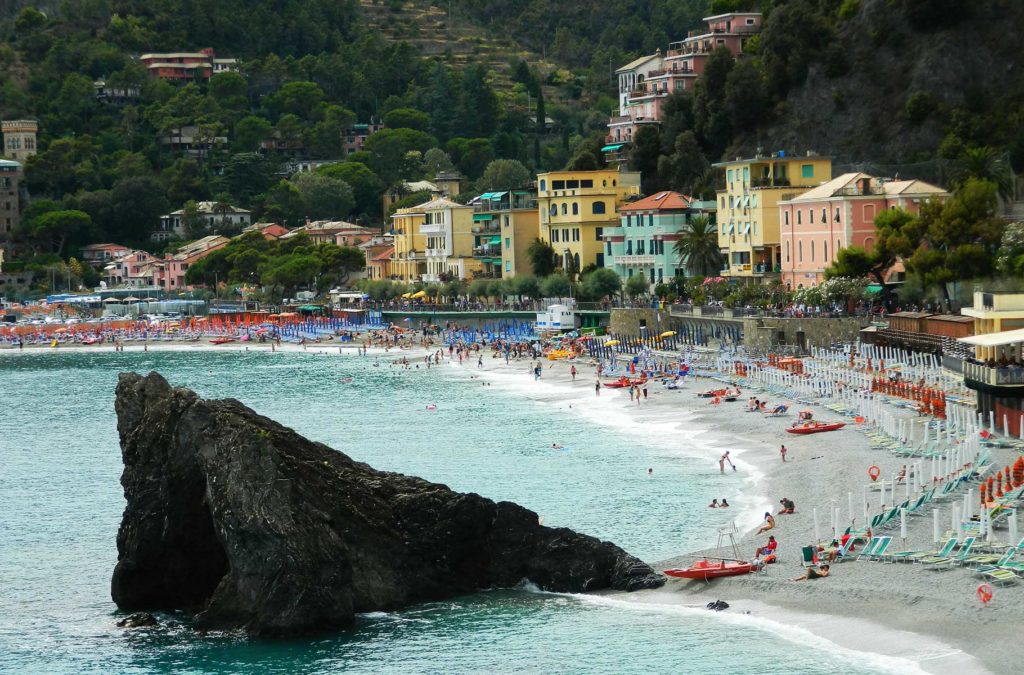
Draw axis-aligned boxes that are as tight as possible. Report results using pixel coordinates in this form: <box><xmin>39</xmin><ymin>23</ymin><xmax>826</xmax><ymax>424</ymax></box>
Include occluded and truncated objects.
<box><xmin>955</xmin><ymin>146</ymin><xmax>1012</xmax><ymax>199</ymax></box>
<box><xmin>674</xmin><ymin>214</ymin><xmax>724</xmax><ymax>277</ymax></box>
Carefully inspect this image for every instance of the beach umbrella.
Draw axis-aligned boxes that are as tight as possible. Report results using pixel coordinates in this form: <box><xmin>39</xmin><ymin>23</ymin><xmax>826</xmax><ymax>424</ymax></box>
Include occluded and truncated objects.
<box><xmin>1010</xmin><ymin>510</ymin><xmax>1019</xmax><ymax>547</ymax></box>
<box><xmin>659</xmin><ymin>331</ymin><xmax>676</xmax><ymax>338</ymax></box>
<box><xmin>879</xmin><ymin>480</ymin><xmax>886</xmax><ymax>507</ymax></box>
<box><xmin>813</xmin><ymin>507</ymin><xmax>821</xmax><ymax>543</ymax></box>
<box><xmin>932</xmin><ymin>508</ymin><xmax>941</xmax><ymax>544</ymax></box>
<box><xmin>900</xmin><ymin>508</ymin><xmax>908</xmax><ymax>541</ymax></box>
<box><xmin>848</xmin><ymin>492</ymin><xmax>854</xmax><ymax>526</ymax></box>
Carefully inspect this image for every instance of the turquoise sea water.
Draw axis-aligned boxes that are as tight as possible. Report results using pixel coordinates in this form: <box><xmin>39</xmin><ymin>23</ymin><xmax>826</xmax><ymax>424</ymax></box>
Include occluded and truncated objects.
<box><xmin>0</xmin><ymin>350</ymin><xmax>909</xmax><ymax>674</ymax></box>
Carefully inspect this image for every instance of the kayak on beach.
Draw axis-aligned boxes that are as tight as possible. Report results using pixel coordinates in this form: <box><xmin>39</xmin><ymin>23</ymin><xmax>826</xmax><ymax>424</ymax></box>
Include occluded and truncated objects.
<box><xmin>663</xmin><ymin>557</ymin><xmax>755</xmax><ymax>580</ymax></box>
<box><xmin>786</xmin><ymin>421</ymin><xmax>846</xmax><ymax>435</ymax></box>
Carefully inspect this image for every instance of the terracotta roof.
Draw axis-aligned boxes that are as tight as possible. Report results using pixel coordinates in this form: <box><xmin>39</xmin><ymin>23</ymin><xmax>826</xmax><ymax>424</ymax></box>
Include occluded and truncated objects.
<box><xmin>618</xmin><ymin>191</ymin><xmax>693</xmax><ymax>211</ymax></box>
<box><xmin>371</xmin><ymin>246</ymin><xmax>395</xmax><ymax>262</ymax></box>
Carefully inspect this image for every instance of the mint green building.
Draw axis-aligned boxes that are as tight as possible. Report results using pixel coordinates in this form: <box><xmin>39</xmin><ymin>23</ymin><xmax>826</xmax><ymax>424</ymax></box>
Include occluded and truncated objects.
<box><xmin>602</xmin><ymin>191</ymin><xmax>716</xmax><ymax>287</ymax></box>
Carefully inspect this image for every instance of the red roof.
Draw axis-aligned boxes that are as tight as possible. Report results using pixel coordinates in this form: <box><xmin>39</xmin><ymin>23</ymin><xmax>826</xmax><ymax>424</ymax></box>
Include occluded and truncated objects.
<box><xmin>371</xmin><ymin>247</ymin><xmax>395</xmax><ymax>262</ymax></box>
<box><xmin>618</xmin><ymin>191</ymin><xmax>693</xmax><ymax>212</ymax></box>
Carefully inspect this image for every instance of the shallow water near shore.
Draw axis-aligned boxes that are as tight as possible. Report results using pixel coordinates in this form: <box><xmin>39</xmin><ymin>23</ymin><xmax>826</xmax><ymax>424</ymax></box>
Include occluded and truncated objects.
<box><xmin>0</xmin><ymin>350</ymin><xmax>942</xmax><ymax>673</ymax></box>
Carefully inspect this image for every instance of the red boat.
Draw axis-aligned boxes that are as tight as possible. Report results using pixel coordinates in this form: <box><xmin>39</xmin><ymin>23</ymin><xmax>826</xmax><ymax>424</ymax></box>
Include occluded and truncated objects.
<box><xmin>664</xmin><ymin>558</ymin><xmax>755</xmax><ymax>580</ymax></box>
<box><xmin>604</xmin><ymin>377</ymin><xmax>638</xmax><ymax>389</ymax></box>
<box><xmin>786</xmin><ymin>421</ymin><xmax>846</xmax><ymax>435</ymax></box>
<box><xmin>210</xmin><ymin>337</ymin><xmax>236</xmax><ymax>345</ymax></box>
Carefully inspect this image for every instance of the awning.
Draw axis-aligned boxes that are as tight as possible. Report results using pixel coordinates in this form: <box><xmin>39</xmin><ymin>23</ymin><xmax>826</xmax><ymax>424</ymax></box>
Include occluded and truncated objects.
<box><xmin>601</xmin><ymin>143</ymin><xmax>627</xmax><ymax>152</ymax></box>
<box><xmin>478</xmin><ymin>192</ymin><xmax>497</xmax><ymax>199</ymax></box>
<box><xmin>866</xmin><ymin>284</ymin><xmax>883</xmax><ymax>295</ymax></box>
<box><xmin>490</xmin><ymin>191</ymin><xmax>508</xmax><ymax>199</ymax></box>
<box><xmin>473</xmin><ymin>213</ymin><xmax>494</xmax><ymax>221</ymax></box>
<box><xmin>489</xmin><ymin>235</ymin><xmax>502</xmax><ymax>244</ymax></box>
<box><xmin>959</xmin><ymin>328</ymin><xmax>1024</xmax><ymax>347</ymax></box>
<box><xmin>298</xmin><ymin>305</ymin><xmax>321</xmax><ymax>311</ymax></box>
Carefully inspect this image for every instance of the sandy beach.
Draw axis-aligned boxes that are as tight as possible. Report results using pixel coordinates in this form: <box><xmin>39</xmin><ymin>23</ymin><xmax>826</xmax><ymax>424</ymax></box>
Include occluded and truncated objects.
<box><xmin>4</xmin><ymin>336</ymin><xmax>1016</xmax><ymax>673</ymax></box>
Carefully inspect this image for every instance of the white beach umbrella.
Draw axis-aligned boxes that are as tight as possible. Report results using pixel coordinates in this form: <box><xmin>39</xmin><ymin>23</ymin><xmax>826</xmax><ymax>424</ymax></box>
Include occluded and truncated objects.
<box><xmin>879</xmin><ymin>480</ymin><xmax>886</xmax><ymax>508</ymax></box>
<box><xmin>848</xmin><ymin>492</ymin><xmax>854</xmax><ymax>526</ymax></box>
<box><xmin>900</xmin><ymin>508</ymin><xmax>908</xmax><ymax>541</ymax></box>
<box><xmin>963</xmin><ymin>492</ymin><xmax>971</xmax><ymax>521</ymax></box>
<box><xmin>813</xmin><ymin>507</ymin><xmax>821</xmax><ymax>544</ymax></box>
<box><xmin>1010</xmin><ymin>510</ymin><xmax>1019</xmax><ymax>547</ymax></box>
<box><xmin>952</xmin><ymin>504</ymin><xmax>961</xmax><ymax>535</ymax></box>
<box><xmin>933</xmin><ymin>508</ymin><xmax>941</xmax><ymax>544</ymax></box>
<box><xmin>863</xmin><ymin>486</ymin><xmax>869</xmax><ymax>522</ymax></box>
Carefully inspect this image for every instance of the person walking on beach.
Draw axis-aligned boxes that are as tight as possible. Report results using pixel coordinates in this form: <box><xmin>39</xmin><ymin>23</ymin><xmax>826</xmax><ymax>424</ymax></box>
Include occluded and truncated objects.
<box><xmin>642</xmin><ymin>382</ymin><xmax>648</xmax><ymax>399</ymax></box>
<box><xmin>570</xmin><ymin>365</ymin><xmax>577</xmax><ymax>382</ymax></box>
<box><xmin>719</xmin><ymin>450</ymin><xmax>734</xmax><ymax>473</ymax></box>
<box><xmin>595</xmin><ymin>379</ymin><xmax>601</xmax><ymax>396</ymax></box>
<box><xmin>629</xmin><ymin>385</ymin><xmax>635</xmax><ymax>401</ymax></box>
<box><xmin>780</xmin><ymin>444</ymin><xmax>787</xmax><ymax>462</ymax></box>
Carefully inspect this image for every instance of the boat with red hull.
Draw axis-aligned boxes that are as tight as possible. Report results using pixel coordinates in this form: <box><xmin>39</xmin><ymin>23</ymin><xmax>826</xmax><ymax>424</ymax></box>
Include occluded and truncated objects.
<box><xmin>209</xmin><ymin>337</ymin><xmax>236</xmax><ymax>345</ymax></box>
<box><xmin>786</xmin><ymin>421</ymin><xmax>846</xmax><ymax>435</ymax></box>
<box><xmin>663</xmin><ymin>558</ymin><xmax>755</xmax><ymax>580</ymax></box>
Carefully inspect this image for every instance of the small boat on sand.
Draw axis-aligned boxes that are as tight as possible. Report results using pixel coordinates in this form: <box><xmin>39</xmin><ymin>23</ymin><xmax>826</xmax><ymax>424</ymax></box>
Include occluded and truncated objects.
<box><xmin>664</xmin><ymin>558</ymin><xmax>755</xmax><ymax>580</ymax></box>
<box><xmin>210</xmin><ymin>337</ymin><xmax>236</xmax><ymax>345</ymax></box>
<box><xmin>786</xmin><ymin>421</ymin><xmax>846</xmax><ymax>435</ymax></box>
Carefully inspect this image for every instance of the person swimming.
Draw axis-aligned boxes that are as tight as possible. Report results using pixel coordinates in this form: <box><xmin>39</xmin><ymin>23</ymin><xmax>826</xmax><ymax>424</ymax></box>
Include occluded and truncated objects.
<box><xmin>708</xmin><ymin>499</ymin><xmax>719</xmax><ymax>508</ymax></box>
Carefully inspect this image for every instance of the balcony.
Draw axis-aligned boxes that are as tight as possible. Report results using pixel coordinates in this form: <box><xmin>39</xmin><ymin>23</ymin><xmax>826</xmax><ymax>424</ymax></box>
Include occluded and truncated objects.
<box><xmin>963</xmin><ymin>361</ymin><xmax>1024</xmax><ymax>387</ymax></box>
<box><xmin>753</xmin><ymin>264</ymin><xmax>782</xmax><ymax>274</ymax></box>
<box><xmin>750</xmin><ymin>176</ymin><xmax>791</xmax><ymax>188</ymax></box>
<box><xmin>614</xmin><ymin>254</ymin><xmax>657</xmax><ymax>266</ymax></box>
<box><xmin>471</xmin><ymin>222</ymin><xmax>501</xmax><ymax>234</ymax></box>
<box><xmin>420</xmin><ymin>221</ymin><xmax>446</xmax><ymax>234</ymax></box>
<box><xmin>421</xmin><ymin>273</ymin><xmax>441</xmax><ymax>283</ymax></box>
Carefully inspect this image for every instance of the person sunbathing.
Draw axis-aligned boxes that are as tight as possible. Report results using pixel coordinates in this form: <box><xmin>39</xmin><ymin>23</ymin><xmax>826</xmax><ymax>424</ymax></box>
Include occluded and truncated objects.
<box><xmin>755</xmin><ymin>512</ymin><xmax>776</xmax><ymax>534</ymax></box>
<box><xmin>791</xmin><ymin>564</ymin><xmax>829</xmax><ymax>581</ymax></box>
<box><xmin>778</xmin><ymin>498</ymin><xmax>795</xmax><ymax>514</ymax></box>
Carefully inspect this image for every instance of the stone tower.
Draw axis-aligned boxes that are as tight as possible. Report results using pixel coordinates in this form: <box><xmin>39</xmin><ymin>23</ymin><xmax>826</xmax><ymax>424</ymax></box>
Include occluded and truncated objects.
<box><xmin>2</xmin><ymin>120</ymin><xmax>38</xmax><ymax>162</ymax></box>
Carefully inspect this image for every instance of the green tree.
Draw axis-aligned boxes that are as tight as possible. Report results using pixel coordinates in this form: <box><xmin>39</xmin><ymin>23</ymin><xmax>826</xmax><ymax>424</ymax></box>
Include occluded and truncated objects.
<box><xmin>954</xmin><ymin>146</ymin><xmax>1012</xmax><ymax>199</ymax></box>
<box><xmin>527</xmin><ymin>238</ymin><xmax>557</xmax><ymax>277</ymax></box>
<box><xmin>673</xmin><ymin>215</ymin><xmax>723</xmax><ymax>277</ymax></box>
<box><xmin>304</xmin><ymin>104</ymin><xmax>357</xmax><ymax>157</ymax></box>
<box><xmin>624</xmin><ymin>273</ymin><xmax>650</xmax><ymax>298</ymax></box>
<box><xmin>383</xmin><ymin>107</ymin><xmax>431</xmax><ymax>131</ymax></box>
<box><xmin>476</xmin><ymin>159</ymin><xmax>531</xmax><ymax>192</ymax></box>
<box><xmin>364</xmin><ymin>128</ymin><xmax>438</xmax><ymax>184</ymax></box>
<box><xmin>540</xmin><ymin>272</ymin><xmax>571</xmax><ymax>298</ymax></box>
<box><xmin>291</xmin><ymin>173</ymin><xmax>355</xmax><ymax>220</ymax></box>
<box><xmin>234</xmin><ymin>115</ymin><xmax>274</xmax><ymax>152</ymax></box>
<box><xmin>317</xmin><ymin>162</ymin><xmax>384</xmax><ymax>219</ymax></box>
<box><xmin>421</xmin><ymin>147</ymin><xmax>456</xmax><ymax>176</ymax></box>
<box><xmin>446</xmin><ymin>137</ymin><xmax>495</xmax><ymax>179</ymax></box>
<box><xmin>224</xmin><ymin>153</ymin><xmax>277</xmax><ymax>206</ymax></box>
<box><xmin>269</xmin><ymin>81</ymin><xmax>325</xmax><ymax>120</ymax></box>
<box><xmin>906</xmin><ymin>179</ymin><xmax>1005</xmax><ymax>304</ymax></box>
<box><xmin>579</xmin><ymin>268</ymin><xmax>621</xmax><ymax>301</ymax></box>
<box><xmin>629</xmin><ymin>126</ymin><xmax>663</xmax><ymax>193</ymax></box>
<box><xmin>316</xmin><ymin>243</ymin><xmax>365</xmax><ymax>288</ymax></box>
<box><xmin>657</xmin><ymin>131</ymin><xmax>710</xmax><ymax>195</ymax></box>
<box><xmin>25</xmin><ymin>210</ymin><xmax>91</xmax><ymax>256</ymax></box>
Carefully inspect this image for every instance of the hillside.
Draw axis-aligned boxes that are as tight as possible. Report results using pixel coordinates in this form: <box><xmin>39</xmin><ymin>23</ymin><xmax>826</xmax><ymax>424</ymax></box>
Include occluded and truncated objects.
<box><xmin>738</xmin><ymin>0</ymin><xmax>1024</xmax><ymax>172</ymax></box>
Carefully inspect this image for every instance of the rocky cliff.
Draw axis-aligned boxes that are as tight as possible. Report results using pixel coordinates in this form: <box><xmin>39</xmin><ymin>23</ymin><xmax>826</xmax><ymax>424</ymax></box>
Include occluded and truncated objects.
<box><xmin>111</xmin><ymin>372</ymin><xmax>663</xmax><ymax>635</ymax></box>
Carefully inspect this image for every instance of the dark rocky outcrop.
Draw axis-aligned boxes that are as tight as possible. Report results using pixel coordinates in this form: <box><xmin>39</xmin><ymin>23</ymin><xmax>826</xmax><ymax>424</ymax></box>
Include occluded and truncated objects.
<box><xmin>116</xmin><ymin>612</ymin><xmax>158</xmax><ymax>628</ymax></box>
<box><xmin>111</xmin><ymin>372</ymin><xmax>663</xmax><ymax>636</ymax></box>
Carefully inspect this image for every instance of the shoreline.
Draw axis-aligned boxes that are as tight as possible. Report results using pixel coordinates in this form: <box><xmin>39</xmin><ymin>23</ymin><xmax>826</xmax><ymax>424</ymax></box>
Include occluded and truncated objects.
<box><xmin>2</xmin><ymin>341</ymin><xmax>1011</xmax><ymax>672</ymax></box>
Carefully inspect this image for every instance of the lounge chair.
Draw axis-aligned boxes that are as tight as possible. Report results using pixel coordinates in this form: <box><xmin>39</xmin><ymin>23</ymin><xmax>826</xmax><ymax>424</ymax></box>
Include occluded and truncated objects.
<box><xmin>884</xmin><ymin>537</ymin><xmax>957</xmax><ymax>564</ymax></box>
<box><xmin>800</xmin><ymin>545</ymin><xmax>819</xmax><ymax>567</ymax></box>
<box><xmin>866</xmin><ymin>536</ymin><xmax>892</xmax><ymax>561</ymax></box>
<box><xmin>982</xmin><ymin>568</ymin><xmax>1020</xmax><ymax>586</ymax></box>
<box><xmin>919</xmin><ymin>536</ymin><xmax>977</xmax><ymax>569</ymax></box>
<box><xmin>971</xmin><ymin>550</ymin><xmax>1017</xmax><ymax>575</ymax></box>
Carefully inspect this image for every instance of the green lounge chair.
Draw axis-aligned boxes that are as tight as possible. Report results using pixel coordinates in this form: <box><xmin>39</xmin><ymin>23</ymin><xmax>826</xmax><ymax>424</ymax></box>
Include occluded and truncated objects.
<box><xmin>920</xmin><ymin>536</ymin><xmax>976</xmax><ymax>569</ymax></box>
<box><xmin>866</xmin><ymin>536</ymin><xmax>892</xmax><ymax>561</ymax></box>
<box><xmin>800</xmin><ymin>545</ymin><xmax>818</xmax><ymax>567</ymax></box>
<box><xmin>854</xmin><ymin>537</ymin><xmax>882</xmax><ymax>561</ymax></box>
<box><xmin>972</xmin><ymin>550</ymin><xmax>1017</xmax><ymax>575</ymax></box>
<box><xmin>982</xmin><ymin>568</ymin><xmax>1019</xmax><ymax>586</ymax></box>
<box><xmin>885</xmin><ymin>537</ymin><xmax>957</xmax><ymax>564</ymax></box>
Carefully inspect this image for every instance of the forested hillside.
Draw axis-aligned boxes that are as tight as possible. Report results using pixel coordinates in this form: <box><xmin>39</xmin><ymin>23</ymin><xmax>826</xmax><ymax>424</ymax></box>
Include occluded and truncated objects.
<box><xmin>0</xmin><ymin>0</ymin><xmax>1020</xmax><ymax>269</ymax></box>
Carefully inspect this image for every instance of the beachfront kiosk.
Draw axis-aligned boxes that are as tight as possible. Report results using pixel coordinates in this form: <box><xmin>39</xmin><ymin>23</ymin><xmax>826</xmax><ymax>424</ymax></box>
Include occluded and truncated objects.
<box><xmin>960</xmin><ymin>328</ymin><xmax>1024</xmax><ymax>437</ymax></box>
<box><xmin>536</xmin><ymin>304</ymin><xmax>578</xmax><ymax>332</ymax></box>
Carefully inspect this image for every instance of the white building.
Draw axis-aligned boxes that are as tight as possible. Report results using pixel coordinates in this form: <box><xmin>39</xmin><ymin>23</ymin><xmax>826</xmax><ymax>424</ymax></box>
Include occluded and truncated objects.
<box><xmin>153</xmin><ymin>202</ymin><xmax>252</xmax><ymax>242</ymax></box>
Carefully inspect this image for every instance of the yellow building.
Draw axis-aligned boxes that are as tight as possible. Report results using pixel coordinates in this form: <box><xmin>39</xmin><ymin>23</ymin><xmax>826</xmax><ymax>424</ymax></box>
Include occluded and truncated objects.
<box><xmin>471</xmin><ymin>190</ymin><xmax>539</xmax><ymax>278</ymax></box>
<box><xmin>390</xmin><ymin>206</ymin><xmax>427</xmax><ymax>281</ymax></box>
<box><xmin>419</xmin><ymin>196</ymin><xmax>482</xmax><ymax>282</ymax></box>
<box><xmin>537</xmin><ymin>169</ymin><xmax>641</xmax><ymax>272</ymax></box>
<box><xmin>714</xmin><ymin>154</ymin><xmax>832</xmax><ymax>281</ymax></box>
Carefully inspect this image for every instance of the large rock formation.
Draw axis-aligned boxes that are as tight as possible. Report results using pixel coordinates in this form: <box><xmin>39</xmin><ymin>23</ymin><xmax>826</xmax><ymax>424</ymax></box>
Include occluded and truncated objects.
<box><xmin>112</xmin><ymin>372</ymin><xmax>663</xmax><ymax>635</ymax></box>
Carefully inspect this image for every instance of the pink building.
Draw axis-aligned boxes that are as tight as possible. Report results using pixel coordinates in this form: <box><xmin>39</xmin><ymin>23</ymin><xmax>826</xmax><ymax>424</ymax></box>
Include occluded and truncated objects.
<box><xmin>606</xmin><ymin>12</ymin><xmax>761</xmax><ymax>153</ymax></box>
<box><xmin>778</xmin><ymin>173</ymin><xmax>948</xmax><ymax>288</ymax></box>
<box><xmin>102</xmin><ymin>250</ymin><xmax>155</xmax><ymax>288</ymax></box>
<box><xmin>81</xmin><ymin>243</ymin><xmax>131</xmax><ymax>268</ymax></box>
<box><xmin>145</xmin><ymin>235</ymin><xmax>229</xmax><ymax>292</ymax></box>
